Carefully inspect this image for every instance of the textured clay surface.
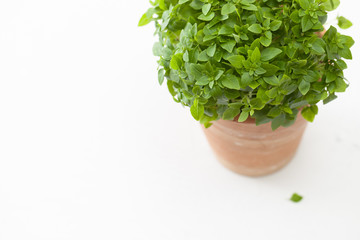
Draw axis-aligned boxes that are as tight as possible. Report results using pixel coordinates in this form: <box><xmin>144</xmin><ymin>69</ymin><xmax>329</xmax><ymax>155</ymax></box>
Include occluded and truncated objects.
<box><xmin>202</xmin><ymin>115</ymin><xmax>308</xmax><ymax>177</ymax></box>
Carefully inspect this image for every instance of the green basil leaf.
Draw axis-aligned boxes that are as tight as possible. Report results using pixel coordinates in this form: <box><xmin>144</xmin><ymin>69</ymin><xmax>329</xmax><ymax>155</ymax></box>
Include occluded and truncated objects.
<box><xmin>222</xmin><ymin>74</ymin><xmax>241</xmax><ymax>90</ymax></box>
<box><xmin>227</xmin><ymin>55</ymin><xmax>245</xmax><ymax>68</ymax></box>
<box><xmin>238</xmin><ymin>111</ymin><xmax>249</xmax><ymax>122</ymax></box>
<box><xmin>322</xmin><ymin>0</ymin><xmax>340</xmax><ymax>11</ymax></box>
<box><xmin>248</xmin><ymin>24</ymin><xmax>262</xmax><ymax>34</ymax></box>
<box><xmin>191</xmin><ymin>98</ymin><xmax>204</xmax><ymax>121</ymax></box>
<box><xmin>261</xmin><ymin>47</ymin><xmax>282</xmax><ymax>61</ymax></box>
<box><xmin>222</xmin><ymin>107</ymin><xmax>240</xmax><ymax>120</ymax></box>
<box><xmin>299</xmin><ymin>80</ymin><xmax>311</xmax><ymax>95</ymax></box>
<box><xmin>337</xmin><ymin>16</ymin><xmax>353</xmax><ymax>29</ymax></box>
<box><xmin>263</xmin><ymin>76</ymin><xmax>280</xmax><ymax>86</ymax></box>
<box><xmin>221</xmin><ymin>3</ymin><xmax>236</xmax><ymax>15</ymax></box>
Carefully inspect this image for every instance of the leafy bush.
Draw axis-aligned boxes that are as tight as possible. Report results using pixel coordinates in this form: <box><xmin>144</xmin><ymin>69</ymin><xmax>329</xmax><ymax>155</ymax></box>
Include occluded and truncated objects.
<box><xmin>139</xmin><ymin>0</ymin><xmax>354</xmax><ymax>130</ymax></box>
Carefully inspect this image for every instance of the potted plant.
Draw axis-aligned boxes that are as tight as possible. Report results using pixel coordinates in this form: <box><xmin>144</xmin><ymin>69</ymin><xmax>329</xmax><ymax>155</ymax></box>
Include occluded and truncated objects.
<box><xmin>139</xmin><ymin>0</ymin><xmax>354</xmax><ymax>176</ymax></box>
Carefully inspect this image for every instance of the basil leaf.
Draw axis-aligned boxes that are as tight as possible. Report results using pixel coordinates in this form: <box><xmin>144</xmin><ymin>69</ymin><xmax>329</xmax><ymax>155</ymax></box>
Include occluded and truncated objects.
<box><xmin>261</xmin><ymin>47</ymin><xmax>282</xmax><ymax>61</ymax></box>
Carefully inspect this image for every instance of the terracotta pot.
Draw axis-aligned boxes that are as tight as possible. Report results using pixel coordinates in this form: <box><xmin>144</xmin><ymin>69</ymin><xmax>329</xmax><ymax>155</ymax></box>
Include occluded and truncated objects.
<box><xmin>202</xmin><ymin>115</ymin><xmax>307</xmax><ymax>177</ymax></box>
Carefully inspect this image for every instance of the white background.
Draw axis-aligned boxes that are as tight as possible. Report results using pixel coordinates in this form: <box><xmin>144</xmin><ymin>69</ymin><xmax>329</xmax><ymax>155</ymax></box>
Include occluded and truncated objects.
<box><xmin>0</xmin><ymin>0</ymin><xmax>359</xmax><ymax>239</ymax></box>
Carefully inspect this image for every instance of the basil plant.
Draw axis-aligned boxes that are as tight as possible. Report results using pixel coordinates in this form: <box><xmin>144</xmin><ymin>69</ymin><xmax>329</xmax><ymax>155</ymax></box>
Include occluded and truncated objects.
<box><xmin>139</xmin><ymin>0</ymin><xmax>354</xmax><ymax>130</ymax></box>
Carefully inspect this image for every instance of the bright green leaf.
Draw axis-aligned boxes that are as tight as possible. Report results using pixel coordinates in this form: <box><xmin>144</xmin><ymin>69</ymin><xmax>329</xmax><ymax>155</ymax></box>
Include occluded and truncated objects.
<box><xmin>198</xmin><ymin>12</ymin><xmax>215</xmax><ymax>21</ymax></box>
<box><xmin>220</xmin><ymin>40</ymin><xmax>236</xmax><ymax>53</ymax></box>
<box><xmin>261</xmin><ymin>47</ymin><xmax>282</xmax><ymax>61</ymax></box>
<box><xmin>323</xmin><ymin>0</ymin><xmax>340</xmax><ymax>11</ymax></box>
<box><xmin>170</xmin><ymin>54</ymin><xmax>183</xmax><ymax>70</ymax></box>
<box><xmin>158</xmin><ymin>69</ymin><xmax>165</xmax><ymax>85</ymax></box>
<box><xmin>221</xmin><ymin>3</ymin><xmax>236</xmax><ymax>15</ymax></box>
<box><xmin>223</xmin><ymin>108</ymin><xmax>240</xmax><ymax>120</ymax></box>
<box><xmin>338</xmin><ymin>16</ymin><xmax>353</xmax><ymax>29</ymax></box>
<box><xmin>206</xmin><ymin>45</ymin><xmax>216</xmax><ymax>57</ymax></box>
<box><xmin>202</xmin><ymin>3</ymin><xmax>212</xmax><ymax>15</ymax></box>
<box><xmin>222</xmin><ymin>74</ymin><xmax>240</xmax><ymax>90</ymax></box>
<box><xmin>301</xmin><ymin>15</ymin><xmax>314</xmax><ymax>32</ymax></box>
<box><xmin>270</xmin><ymin>20</ymin><xmax>282</xmax><ymax>31</ymax></box>
<box><xmin>298</xmin><ymin>0</ymin><xmax>310</xmax><ymax>10</ymax></box>
<box><xmin>138</xmin><ymin>13</ymin><xmax>152</xmax><ymax>26</ymax></box>
<box><xmin>191</xmin><ymin>98</ymin><xmax>204</xmax><ymax>121</ymax></box>
<box><xmin>290</xmin><ymin>193</ymin><xmax>303</xmax><ymax>203</ymax></box>
<box><xmin>299</xmin><ymin>80</ymin><xmax>311</xmax><ymax>95</ymax></box>
<box><xmin>260</xmin><ymin>36</ymin><xmax>272</xmax><ymax>47</ymax></box>
<box><xmin>248</xmin><ymin>24</ymin><xmax>262</xmax><ymax>34</ymax></box>
<box><xmin>301</xmin><ymin>105</ymin><xmax>318</xmax><ymax>122</ymax></box>
<box><xmin>263</xmin><ymin>76</ymin><xmax>280</xmax><ymax>86</ymax></box>
<box><xmin>238</xmin><ymin>111</ymin><xmax>249</xmax><ymax>122</ymax></box>
<box><xmin>227</xmin><ymin>55</ymin><xmax>245</xmax><ymax>68</ymax></box>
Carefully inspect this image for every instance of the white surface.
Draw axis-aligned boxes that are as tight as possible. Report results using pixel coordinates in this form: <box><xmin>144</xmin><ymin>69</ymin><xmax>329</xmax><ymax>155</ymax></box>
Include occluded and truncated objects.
<box><xmin>0</xmin><ymin>0</ymin><xmax>359</xmax><ymax>239</ymax></box>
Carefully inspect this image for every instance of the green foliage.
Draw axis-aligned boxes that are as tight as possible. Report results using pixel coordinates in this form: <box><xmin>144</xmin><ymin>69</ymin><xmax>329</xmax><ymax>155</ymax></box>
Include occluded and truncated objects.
<box><xmin>290</xmin><ymin>193</ymin><xmax>303</xmax><ymax>203</ymax></box>
<box><xmin>139</xmin><ymin>0</ymin><xmax>354</xmax><ymax>130</ymax></box>
<box><xmin>337</xmin><ymin>16</ymin><xmax>352</xmax><ymax>29</ymax></box>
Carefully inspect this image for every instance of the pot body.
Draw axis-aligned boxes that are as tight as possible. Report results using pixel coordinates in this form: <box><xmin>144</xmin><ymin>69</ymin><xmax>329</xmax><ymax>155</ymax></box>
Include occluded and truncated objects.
<box><xmin>202</xmin><ymin>116</ymin><xmax>307</xmax><ymax>177</ymax></box>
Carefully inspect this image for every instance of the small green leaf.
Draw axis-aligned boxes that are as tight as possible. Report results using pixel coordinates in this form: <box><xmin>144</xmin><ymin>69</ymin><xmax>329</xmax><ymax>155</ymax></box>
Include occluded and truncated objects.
<box><xmin>311</xmin><ymin>39</ymin><xmax>325</xmax><ymax>54</ymax></box>
<box><xmin>270</xmin><ymin>20</ymin><xmax>282</xmax><ymax>31</ymax></box>
<box><xmin>218</xmin><ymin>25</ymin><xmax>233</xmax><ymax>35</ymax></box>
<box><xmin>250</xmin><ymin>98</ymin><xmax>265</xmax><ymax>110</ymax></box>
<box><xmin>138</xmin><ymin>13</ymin><xmax>152</xmax><ymax>26</ymax></box>
<box><xmin>323</xmin><ymin>94</ymin><xmax>337</xmax><ymax>105</ymax></box>
<box><xmin>301</xmin><ymin>105</ymin><xmax>318</xmax><ymax>122</ymax></box>
<box><xmin>223</xmin><ymin>108</ymin><xmax>240</xmax><ymax>120</ymax></box>
<box><xmin>238</xmin><ymin>111</ymin><xmax>249</xmax><ymax>122</ymax></box>
<box><xmin>220</xmin><ymin>40</ymin><xmax>236</xmax><ymax>53</ymax></box>
<box><xmin>158</xmin><ymin>69</ymin><xmax>165</xmax><ymax>85</ymax></box>
<box><xmin>322</xmin><ymin>0</ymin><xmax>340</xmax><ymax>11</ymax></box>
<box><xmin>298</xmin><ymin>0</ymin><xmax>310</xmax><ymax>10</ymax></box>
<box><xmin>183</xmin><ymin>51</ymin><xmax>189</xmax><ymax>62</ymax></box>
<box><xmin>198</xmin><ymin>12</ymin><xmax>215</xmax><ymax>21</ymax></box>
<box><xmin>271</xmin><ymin>114</ymin><xmax>285</xmax><ymax>130</ymax></box>
<box><xmin>261</xmin><ymin>47</ymin><xmax>282</xmax><ymax>61</ymax></box>
<box><xmin>248</xmin><ymin>24</ymin><xmax>262</xmax><ymax>34</ymax></box>
<box><xmin>299</xmin><ymin>80</ymin><xmax>310</xmax><ymax>95</ymax></box>
<box><xmin>339</xmin><ymin>47</ymin><xmax>352</xmax><ymax>60</ymax></box>
<box><xmin>268</xmin><ymin>107</ymin><xmax>282</xmax><ymax>118</ymax></box>
<box><xmin>326</xmin><ymin>72</ymin><xmax>337</xmax><ymax>83</ymax></box>
<box><xmin>152</xmin><ymin>42</ymin><xmax>163</xmax><ymax>56</ymax></box>
<box><xmin>179</xmin><ymin>0</ymin><xmax>190</xmax><ymax>4</ymax></box>
<box><xmin>202</xmin><ymin>3</ymin><xmax>211</xmax><ymax>15</ymax></box>
<box><xmin>290</xmin><ymin>11</ymin><xmax>301</xmax><ymax>23</ymax></box>
<box><xmin>263</xmin><ymin>76</ymin><xmax>279</xmax><ymax>86</ymax></box>
<box><xmin>260</xmin><ymin>36</ymin><xmax>272</xmax><ymax>47</ymax></box>
<box><xmin>227</xmin><ymin>55</ymin><xmax>245</xmax><ymax>68</ymax></box>
<box><xmin>240</xmin><ymin>72</ymin><xmax>252</xmax><ymax>88</ymax></box>
<box><xmin>206</xmin><ymin>45</ymin><xmax>216</xmax><ymax>57</ymax></box>
<box><xmin>196</xmin><ymin>76</ymin><xmax>210</xmax><ymax>85</ymax></box>
<box><xmin>189</xmin><ymin>64</ymin><xmax>204</xmax><ymax>79</ymax></box>
<box><xmin>255</xmin><ymin>67</ymin><xmax>266</xmax><ymax>75</ymax></box>
<box><xmin>337</xmin><ymin>16</ymin><xmax>353</xmax><ymax>29</ymax></box>
<box><xmin>221</xmin><ymin>3</ymin><xmax>236</xmax><ymax>15</ymax></box>
<box><xmin>170</xmin><ymin>54</ymin><xmax>183</xmax><ymax>70</ymax></box>
<box><xmin>262</xmin><ymin>63</ymin><xmax>280</xmax><ymax>76</ymax></box>
<box><xmin>251</xmin><ymin>47</ymin><xmax>261</xmax><ymax>63</ymax></box>
<box><xmin>189</xmin><ymin>0</ymin><xmax>204</xmax><ymax>10</ymax></box>
<box><xmin>215</xmin><ymin>70</ymin><xmax>224</xmax><ymax>80</ymax></box>
<box><xmin>191</xmin><ymin>98</ymin><xmax>204</xmax><ymax>121</ymax></box>
<box><xmin>159</xmin><ymin>0</ymin><xmax>166</xmax><ymax>10</ymax></box>
<box><xmin>290</xmin><ymin>193</ymin><xmax>303</xmax><ymax>203</ymax></box>
<box><xmin>242</xmin><ymin>4</ymin><xmax>258</xmax><ymax>11</ymax></box>
<box><xmin>335</xmin><ymin>78</ymin><xmax>348</xmax><ymax>92</ymax></box>
<box><xmin>301</xmin><ymin>15</ymin><xmax>314</xmax><ymax>32</ymax></box>
<box><xmin>222</xmin><ymin>74</ymin><xmax>240</xmax><ymax>90</ymax></box>
<box><xmin>266</xmin><ymin>87</ymin><xmax>278</xmax><ymax>98</ymax></box>
<box><xmin>198</xmin><ymin>50</ymin><xmax>210</xmax><ymax>61</ymax></box>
